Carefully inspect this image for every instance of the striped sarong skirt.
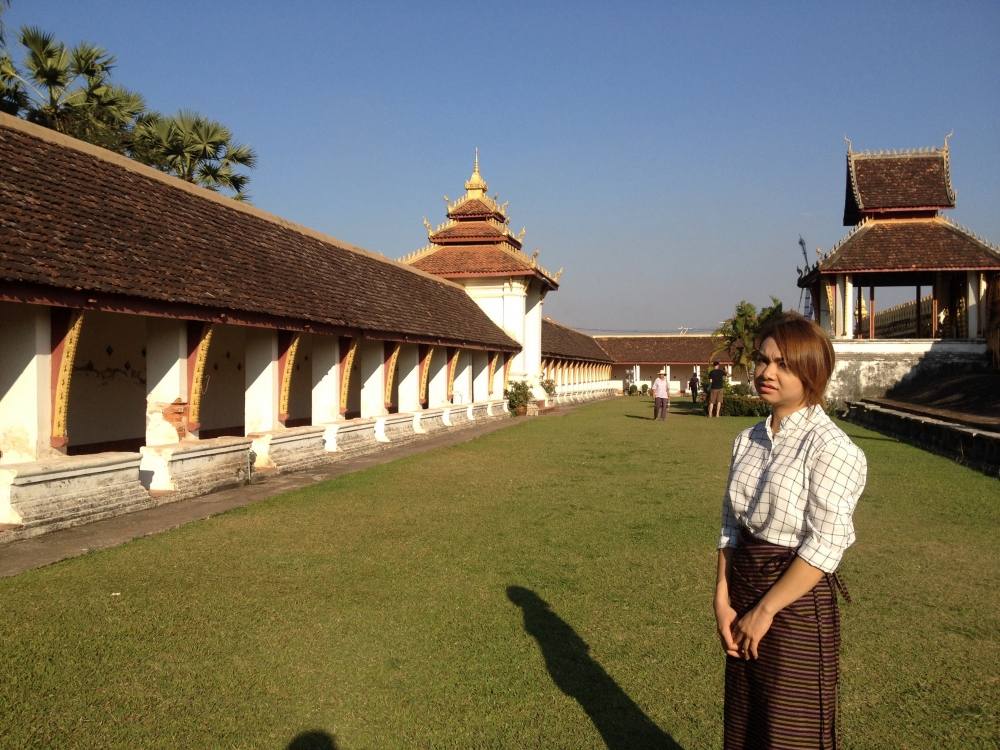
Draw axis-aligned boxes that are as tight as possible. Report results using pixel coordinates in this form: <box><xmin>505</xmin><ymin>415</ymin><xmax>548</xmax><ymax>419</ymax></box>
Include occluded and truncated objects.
<box><xmin>724</xmin><ymin>529</ymin><xmax>842</xmax><ymax>750</ymax></box>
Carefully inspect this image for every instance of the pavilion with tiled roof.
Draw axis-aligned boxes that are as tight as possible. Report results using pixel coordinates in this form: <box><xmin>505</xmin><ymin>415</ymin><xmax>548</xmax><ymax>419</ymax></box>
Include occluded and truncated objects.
<box><xmin>401</xmin><ymin>154</ymin><xmax>584</xmax><ymax>404</ymax></box>
<box><xmin>799</xmin><ymin>139</ymin><xmax>1000</xmax><ymax>341</ymax></box>
<box><xmin>594</xmin><ymin>335</ymin><xmax>734</xmax><ymax>393</ymax></box>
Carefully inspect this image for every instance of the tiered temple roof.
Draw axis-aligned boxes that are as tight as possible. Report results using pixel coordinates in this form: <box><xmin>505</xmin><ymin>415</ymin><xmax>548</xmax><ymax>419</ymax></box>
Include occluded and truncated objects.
<box><xmin>400</xmin><ymin>154</ymin><xmax>560</xmax><ymax>289</ymax></box>
<box><xmin>541</xmin><ymin>318</ymin><xmax>613</xmax><ymax>362</ymax></box>
<box><xmin>800</xmin><ymin>138</ymin><xmax>1000</xmax><ymax>285</ymax></box>
<box><xmin>0</xmin><ymin>115</ymin><xmax>519</xmax><ymax>351</ymax></box>
<box><xmin>594</xmin><ymin>336</ymin><xmax>732</xmax><ymax>365</ymax></box>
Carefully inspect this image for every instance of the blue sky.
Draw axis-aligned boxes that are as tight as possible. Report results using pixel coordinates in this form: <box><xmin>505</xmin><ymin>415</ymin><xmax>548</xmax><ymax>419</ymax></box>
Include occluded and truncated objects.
<box><xmin>5</xmin><ymin>1</ymin><xmax>999</xmax><ymax>330</ymax></box>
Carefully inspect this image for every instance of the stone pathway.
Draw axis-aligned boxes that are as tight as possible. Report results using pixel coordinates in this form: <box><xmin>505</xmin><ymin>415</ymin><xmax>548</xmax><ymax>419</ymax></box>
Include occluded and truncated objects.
<box><xmin>0</xmin><ymin>414</ymin><xmax>529</xmax><ymax>578</ymax></box>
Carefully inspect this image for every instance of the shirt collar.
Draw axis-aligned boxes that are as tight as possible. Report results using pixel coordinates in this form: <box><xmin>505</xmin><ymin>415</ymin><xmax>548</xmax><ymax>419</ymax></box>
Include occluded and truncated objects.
<box><xmin>764</xmin><ymin>404</ymin><xmax>817</xmax><ymax>441</ymax></box>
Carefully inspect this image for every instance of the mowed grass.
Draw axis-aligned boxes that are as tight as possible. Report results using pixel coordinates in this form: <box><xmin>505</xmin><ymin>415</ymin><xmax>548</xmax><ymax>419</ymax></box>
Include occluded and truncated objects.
<box><xmin>0</xmin><ymin>398</ymin><xmax>996</xmax><ymax>749</ymax></box>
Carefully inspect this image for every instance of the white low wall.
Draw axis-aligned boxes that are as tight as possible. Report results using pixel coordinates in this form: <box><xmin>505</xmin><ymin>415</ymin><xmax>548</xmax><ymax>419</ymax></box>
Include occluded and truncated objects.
<box><xmin>828</xmin><ymin>339</ymin><xmax>989</xmax><ymax>404</ymax></box>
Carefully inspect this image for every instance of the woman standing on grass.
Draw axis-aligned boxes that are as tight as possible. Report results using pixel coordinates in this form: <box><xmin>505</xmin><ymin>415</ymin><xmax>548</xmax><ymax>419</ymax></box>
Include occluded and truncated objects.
<box><xmin>714</xmin><ymin>312</ymin><xmax>867</xmax><ymax>749</ymax></box>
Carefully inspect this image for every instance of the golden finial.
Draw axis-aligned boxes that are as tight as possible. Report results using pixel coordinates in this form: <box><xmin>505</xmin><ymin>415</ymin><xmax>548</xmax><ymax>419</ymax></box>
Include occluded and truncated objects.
<box><xmin>555</xmin><ymin>267</ymin><xmax>564</xmax><ymax>281</ymax></box>
<box><xmin>517</xmin><ymin>227</ymin><xmax>526</xmax><ymax>242</ymax></box>
<box><xmin>465</xmin><ymin>148</ymin><xmax>487</xmax><ymax>194</ymax></box>
<box><xmin>422</xmin><ymin>217</ymin><xmax>432</xmax><ymax>233</ymax></box>
<box><xmin>474</xmin><ymin>147</ymin><xmax>479</xmax><ymax>174</ymax></box>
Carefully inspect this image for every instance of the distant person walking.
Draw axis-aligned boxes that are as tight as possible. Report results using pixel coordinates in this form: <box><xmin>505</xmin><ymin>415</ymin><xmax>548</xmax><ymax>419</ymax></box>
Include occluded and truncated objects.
<box><xmin>688</xmin><ymin>373</ymin><xmax>700</xmax><ymax>403</ymax></box>
<box><xmin>714</xmin><ymin>312</ymin><xmax>867</xmax><ymax>749</ymax></box>
<box><xmin>651</xmin><ymin>370</ymin><xmax>669</xmax><ymax>420</ymax></box>
<box><xmin>707</xmin><ymin>361</ymin><xmax>726</xmax><ymax>417</ymax></box>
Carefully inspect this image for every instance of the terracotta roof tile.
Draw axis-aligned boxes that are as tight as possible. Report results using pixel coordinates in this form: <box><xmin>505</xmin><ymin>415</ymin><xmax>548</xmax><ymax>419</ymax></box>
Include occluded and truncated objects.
<box><xmin>844</xmin><ymin>150</ymin><xmax>955</xmax><ymax>224</ymax></box>
<box><xmin>429</xmin><ymin>220</ymin><xmax>512</xmax><ymax>244</ymax></box>
<box><xmin>820</xmin><ymin>219</ymin><xmax>1000</xmax><ymax>273</ymax></box>
<box><xmin>542</xmin><ymin>318</ymin><xmax>613</xmax><ymax>362</ymax></box>
<box><xmin>448</xmin><ymin>198</ymin><xmax>505</xmax><ymax>219</ymax></box>
<box><xmin>594</xmin><ymin>336</ymin><xmax>732</xmax><ymax>364</ymax></box>
<box><xmin>410</xmin><ymin>246</ymin><xmax>534</xmax><ymax>276</ymax></box>
<box><xmin>0</xmin><ymin>116</ymin><xmax>519</xmax><ymax>350</ymax></box>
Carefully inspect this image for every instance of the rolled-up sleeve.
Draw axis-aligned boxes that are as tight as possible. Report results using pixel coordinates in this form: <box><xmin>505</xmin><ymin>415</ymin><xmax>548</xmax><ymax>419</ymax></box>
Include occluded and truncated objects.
<box><xmin>798</xmin><ymin>439</ymin><xmax>867</xmax><ymax>572</ymax></box>
<box><xmin>717</xmin><ymin>434</ymin><xmax>745</xmax><ymax>550</ymax></box>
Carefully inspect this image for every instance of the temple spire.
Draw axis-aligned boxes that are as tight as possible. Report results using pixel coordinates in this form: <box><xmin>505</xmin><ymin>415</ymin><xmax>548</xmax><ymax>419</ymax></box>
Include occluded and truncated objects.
<box><xmin>465</xmin><ymin>148</ymin><xmax>488</xmax><ymax>197</ymax></box>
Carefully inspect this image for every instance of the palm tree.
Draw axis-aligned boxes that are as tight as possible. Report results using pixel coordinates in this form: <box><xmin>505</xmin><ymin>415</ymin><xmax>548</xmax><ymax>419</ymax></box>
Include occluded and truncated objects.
<box><xmin>131</xmin><ymin>110</ymin><xmax>256</xmax><ymax>200</ymax></box>
<box><xmin>714</xmin><ymin>297</ymin><xmax>783</xmax><ymax>391</ymax></box>
<box><xmin>0</xmin><ymin>0</ymin><xmax>11</xmax><ymax>47</ymax></box>
<box><xmin>3</xmin><ymin>26</ymin><xmax>145</xmax><ymax>150</ymax></box>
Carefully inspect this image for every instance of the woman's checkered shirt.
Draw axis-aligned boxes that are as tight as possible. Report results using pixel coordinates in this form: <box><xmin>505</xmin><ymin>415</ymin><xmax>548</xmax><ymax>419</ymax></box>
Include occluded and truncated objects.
<box><xmin>718</xmin><ymin>405</ymin><xmax>868</xmax><ymax>573</ymax></box>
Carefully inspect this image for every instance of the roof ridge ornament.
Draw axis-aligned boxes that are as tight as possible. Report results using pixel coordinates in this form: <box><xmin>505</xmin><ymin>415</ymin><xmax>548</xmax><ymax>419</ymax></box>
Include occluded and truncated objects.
<box><xmin>943</xmin><ymin>130</ymin><xmax>954</xmax><ymax>150</ymax></box>
<box><xmin>844</xmin><ymin>135</ymin><xmax>853</xmax><ymax>153</ymax></box>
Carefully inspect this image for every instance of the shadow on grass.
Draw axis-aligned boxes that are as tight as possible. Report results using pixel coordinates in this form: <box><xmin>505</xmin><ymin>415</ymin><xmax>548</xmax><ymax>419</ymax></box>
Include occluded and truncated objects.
<box><xmin>287</xmin><ymin>730</ymin><xmax>337</xmax><ymax>749</ymax></box>
<box><xmin>624</xmin><ymin>414</ymin><xmax>656</xmax><ymax>421</ymax></box>
<box><xmin>507</xmin><ymin>586</ymin><xmax>685</xmax><ymax>750</ymax></box>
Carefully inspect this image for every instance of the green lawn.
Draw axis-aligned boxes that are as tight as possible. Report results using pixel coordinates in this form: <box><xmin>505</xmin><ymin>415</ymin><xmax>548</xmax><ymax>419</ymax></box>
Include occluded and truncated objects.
<box><xmin>1</xmin><ymin>398</ymin><xmax>996</xmax><ymax>749</ymax></box>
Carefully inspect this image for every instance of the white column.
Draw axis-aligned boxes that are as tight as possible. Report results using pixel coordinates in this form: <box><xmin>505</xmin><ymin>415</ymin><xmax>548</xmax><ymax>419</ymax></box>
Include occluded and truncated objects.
<box><xmin>311</xmin><ymin>335</ymin><xmax>340</xmax><ymax>424</ymax></box>
<box><xmin>502</xmin><ymin>280</ymin><xmax>528</xmax><ymax>377</ymax></box>
<box><xmin>967</xmin><ymin>271</ymin><xmax>981</xmax><ymax>338</ymax></box>
<box><xmin>842</xmin><ymin>275</ymin><xmax>854</xmax><ymax>339</ymax></box>
<box><xmin>524</xmin><ymin>284</ymin><xmax>544</xmax><ymax>398</ymax></box>
<box><xmin>428</xmin><ymin>350</ymin><xmax>448</xmax><ymax>408</ymax></box>
<box><xmin>397</xmin><ymin>344</ymin><xmax>421</xmax><ymax>412</ymax></box>
<box><xmin>472</xmin><ymin>351</ymin><xmax>489</xmax><ymax>402</ymax></box>
<box><xmin>665</xmin><ymin>365</ymin><xmax>671</xmax><ymax>391</ymax></box>
<box><xmin>358</xmin><ymin>338</ymin><xmax>387</xmax><ymax>418</ymax></box>
<box><xmin>0</xmin><ymin>303</ymin><xmax>52</xmax><ymax>465</ymax></box>
<box><xmin>245</xmin><ymin>329</ymin><xmax>279</xmax><ymax>434</ymax></box>
<box><xmin>145</xmin><ymin>318</ymin><xmax>188</xmax><ymax>446</ymax></box>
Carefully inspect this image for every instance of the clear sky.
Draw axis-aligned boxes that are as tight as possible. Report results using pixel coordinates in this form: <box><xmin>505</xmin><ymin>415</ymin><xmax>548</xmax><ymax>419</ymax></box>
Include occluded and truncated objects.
<box><xmin>6</xmin><ymin>1</ymin><xmax>999</xmax><ymax>331</ymax></box>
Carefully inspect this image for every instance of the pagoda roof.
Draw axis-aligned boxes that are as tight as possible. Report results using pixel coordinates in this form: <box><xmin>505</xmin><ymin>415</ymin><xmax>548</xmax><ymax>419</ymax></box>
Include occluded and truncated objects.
<box><xmin>429</xmin><ymin>219</ymin><xmax>515</xmax><ymax>245</ymax></box>
<box><xmin>0</xmin><ymin>115</ymin><xmax>520</xmax><ymax>352</ymax></box>
<box><xmin>541</xmin><ymin>318</ymin><xmax>613</xmax><ymax>362</ymax></box>
<box><xmin>404</xmin><ymin>244</ymin><xmax>560</xmax><ymax>287</ymax></box>
<box><xmin>817</xmin><ymin>218</ymin><xmax>1000</xmax><ymax>274</ymax></box>
<box><xmin>593</xmin><ymin>335</ymin><xmax>733</xmax><ymax>365</ymax></box>
<box><xmin>844</xmin><ymin>145</ymin><xmax>956</xmax><ymax>225</ymax></box>
<box><xmin>448</xmin><ymin>196</ymin><xmax>507</xmax><ymax>221</ymax></box>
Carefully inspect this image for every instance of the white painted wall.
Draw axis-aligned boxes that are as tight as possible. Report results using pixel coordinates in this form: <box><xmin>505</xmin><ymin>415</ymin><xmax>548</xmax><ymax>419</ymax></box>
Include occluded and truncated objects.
<box><xmin>200</xmin><ymin>325</ymin><xmax>245</xmax><ymax>433</ymax></box>
<box><xmin>472</xmin><ymin>351</ymin><xmax>489</xmax><ymax>402</ymax></box>
<box><xmin>453</xmin><ymin>350</ymin><xmax>472</xmax><ymax>405</ymax></box>
<box><xmin>0</xmin><ymin>303</ymin><xmax>51</xmax><ymax>464</ymax></box>
<box><xmin>311</xmin><ymin>335</ymin><xmax>340</xmax><ymax>425</ymax></box>
<box><xmin>428</xmin><ymin>347</ymin><xmax>448</xmax><ymax>408</ymax></box>
<box><xmin>145</xmin><ymin>317</ymin><xmax>187</xmax><ymax>447</ymax></box>
<box><xmin>358</xmin><ymin>338</ymin><xmax>387</xmax><ymax>418</ymax></box>
<box><xmin>397</xmin><ymin>344</ymin><xmax>421</xmax><ymax>412</ymax></box>
<box><xmin>68</xmin><ymin>311</ymin><xmax>146</xmax><ymax>449</ymax></box>
<box><xmin>244</xmin><ymin>328</ymin><xmax>279</xmax><ymax>434</ymax></box>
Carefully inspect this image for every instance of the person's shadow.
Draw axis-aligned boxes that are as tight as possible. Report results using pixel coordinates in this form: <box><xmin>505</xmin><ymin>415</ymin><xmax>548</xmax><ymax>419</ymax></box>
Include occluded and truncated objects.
<box><xmin>287</xmin><ymin>730</ymin><xmax>337</xmax><ymax>749</ymax></box>
<box><xmin>507</xmin><ymin>586</ymin><xmax>685</xmax><ymax>749</ymax></box>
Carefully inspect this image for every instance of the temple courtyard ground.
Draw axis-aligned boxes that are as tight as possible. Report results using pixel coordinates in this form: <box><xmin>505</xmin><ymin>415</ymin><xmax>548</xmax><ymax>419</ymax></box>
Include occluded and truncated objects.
<box><xmin>0</xmin><ymin>399</ymin><xmax>996</xmax><ymax>749</ymax></box>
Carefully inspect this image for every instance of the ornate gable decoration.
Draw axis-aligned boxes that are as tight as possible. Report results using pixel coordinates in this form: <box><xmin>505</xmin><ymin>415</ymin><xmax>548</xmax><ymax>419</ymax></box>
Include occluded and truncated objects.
<box><xmin>400</xmin><ymin>151</ymin><xmax>560</xmax><ymax>289</ymax></box>
<box><xmin>843</xmin><ymin>136</ymin><xmax>957</xmax><ymax>225</ymax></box>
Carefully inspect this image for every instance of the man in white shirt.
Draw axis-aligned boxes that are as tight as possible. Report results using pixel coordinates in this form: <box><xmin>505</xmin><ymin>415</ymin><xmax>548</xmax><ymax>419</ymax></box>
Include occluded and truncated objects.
<box><xmin>651</xmin><ymin>369</ymin><xmax>669</xmax><ymax>420</ymax></box>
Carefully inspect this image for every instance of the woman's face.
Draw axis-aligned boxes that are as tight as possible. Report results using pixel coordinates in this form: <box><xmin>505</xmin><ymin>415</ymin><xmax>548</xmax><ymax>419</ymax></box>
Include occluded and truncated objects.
<box><xmin>753</xmin><ymin>336</ymin><xmax>806</xmax><ymax>411</ymax></box>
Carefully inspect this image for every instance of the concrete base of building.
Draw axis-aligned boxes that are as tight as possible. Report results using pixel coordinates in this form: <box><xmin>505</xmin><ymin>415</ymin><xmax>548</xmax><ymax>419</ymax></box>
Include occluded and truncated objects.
<box><xmin>843</xmin><ymin>399</ymin><xmax>1000</xmax><ymax>478</ymax></box>
<box><xmin>0</xmin><ymin>400</ymin><xmax>510</xmax><ymax>544</ymax></box>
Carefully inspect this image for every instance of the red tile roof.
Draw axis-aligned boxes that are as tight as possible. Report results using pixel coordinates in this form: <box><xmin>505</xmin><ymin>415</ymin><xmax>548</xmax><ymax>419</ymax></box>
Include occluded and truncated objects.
<box><xmin>820</xmin><ymin>218</ymin><xmax>1000</xmax><ymax>273</ymax></box>
<box><xmin>542</xmin><ymin>318</ymin><xmax>613</xmax><ymax>362</ymax></box>
<box><xmin>0</xmin><ymin>115</ymin><xmax>520</xmax><ymax>351</ymax></box>
<box><xmin>844</xmin><ymin>149</ymin><xmax>955</xmax><ymax>225</ymax></box>
<box><xmin>429</xmin><ymin>220</ymin><xmax>514</xmax><ymax>244</ymax></box>
<box><xmin>594</xmin><ymin>336</ymin><xmax>733</xmax><ymax>364</ymax></box>
<box><xmin>410</xmin><ymin>245</ymin><xmax>537</xmax><ymax>276</ymax></box>
<box><xmin>448</xmin><ymin>198</ymin><xmax>505</xmax><ymax>220</ymax></box>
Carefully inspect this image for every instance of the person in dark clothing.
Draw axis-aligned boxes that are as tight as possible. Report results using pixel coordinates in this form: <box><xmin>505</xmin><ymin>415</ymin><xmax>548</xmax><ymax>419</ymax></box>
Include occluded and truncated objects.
<box><xmin>688</xmin><ymin>373</ymin><xmax>700</xmax><ymax>403</ymax></box>
<box><xmin>708</xmin><ymin>361</ymin><xmax>726</xmax><ymax>417</ymax></box>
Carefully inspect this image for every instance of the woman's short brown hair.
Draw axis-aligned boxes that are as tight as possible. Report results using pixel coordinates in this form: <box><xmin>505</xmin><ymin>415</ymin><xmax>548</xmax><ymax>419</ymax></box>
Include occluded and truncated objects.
<box><xmin>754</xmin><ymin>312</ymin><xmax>835</xmax><ymax>405</ymax></box>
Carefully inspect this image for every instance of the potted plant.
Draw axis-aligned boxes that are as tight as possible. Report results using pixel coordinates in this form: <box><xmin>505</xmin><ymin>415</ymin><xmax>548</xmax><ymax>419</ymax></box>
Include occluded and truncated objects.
<box><xmin>541</xmin><ymin>378</ymin><xmax>557</xmax><ymax>398</ymax></box>
<box><xmin>505</xmin><ymin>380</ymin><xmax>533</xmax><ymax>416</ymax></box>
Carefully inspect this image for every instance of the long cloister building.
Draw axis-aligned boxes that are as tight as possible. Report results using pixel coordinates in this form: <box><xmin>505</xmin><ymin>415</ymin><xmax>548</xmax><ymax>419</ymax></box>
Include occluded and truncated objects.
<box><xmin>0</xmin><ymin>116</ymin><xmax>614</xmax><ymax>540</ymax></box>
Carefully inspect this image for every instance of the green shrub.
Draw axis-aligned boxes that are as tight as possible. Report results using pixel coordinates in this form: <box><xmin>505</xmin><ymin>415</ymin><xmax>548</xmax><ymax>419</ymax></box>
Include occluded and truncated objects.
<box><xmin>504</xmin><ymin>380</ymin><xmax>533</xmax><ymax>413</ymax></box>
<box><xmin>703</xmin><ymin>394</ymin><xmax>771</xmax><ymax>417</ymax></box>
<box><xmin>628</xmin><ymin>384</ymin><xmax>638</xmax><ymax>396</ymax></box>
<box><xmin>641</xmin><ymin>383</ymin><xmax>649</xmax><ymax>395</ymax></box>
<box><xmin>540</xmin><ymin>378</ymin><xmax>557</xmax><ymax>397</ymax></box>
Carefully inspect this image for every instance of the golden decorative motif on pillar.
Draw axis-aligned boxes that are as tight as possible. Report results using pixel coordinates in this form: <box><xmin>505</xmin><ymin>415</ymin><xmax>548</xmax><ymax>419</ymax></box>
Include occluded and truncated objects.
<box><xmin>278</xmin><ymin>333</ymin><xmax>302</xmax><ymax>422</ymax></box>
<box><xmin>419</xmin><ymin>346</ymin><xmax>434</xmax><ymax>405</ymax></box>
<box><xmin>446</xmin><ymin>348</ymin><xmax>459</xmax><ymax>401</ymax></box>
<box><xmin>487</xmin><ymin>352</ymin><xmax>499</xmax><ymax>395</ymax></box>
<box><xmin>187</xmin><ymin>323</ymin><xmax>215</xmax><ymax>431</ymax></box>
<box><xmin>51</xmin><ymin>309</ymin><xmax>84</xmax><ymax>447</ymax></box>
<box><xmin>384</xmin><ymin>342</ymin><xmax>401</xmax><ymax>408</ymax></box>
<box><xmin>503</xmin><ymin>353</ymin><xmax>512</xmax><ymax>390</ymax></box>
<box><xmin>339</xmin><ymin>338</ymin><xmax>358</xmax><ymax>415</ymax></box>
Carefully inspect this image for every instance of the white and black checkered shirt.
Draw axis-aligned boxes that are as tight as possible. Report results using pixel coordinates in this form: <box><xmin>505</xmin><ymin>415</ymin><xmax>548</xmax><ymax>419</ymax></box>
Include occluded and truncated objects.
<box><xmin>718</xmin><ymin>404</ymin><xmax>867</xmax><ymax>573</ymax></box>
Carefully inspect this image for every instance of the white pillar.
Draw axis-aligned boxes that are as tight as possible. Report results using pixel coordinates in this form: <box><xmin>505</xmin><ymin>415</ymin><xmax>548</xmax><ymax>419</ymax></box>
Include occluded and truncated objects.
<box><xmin>502</xmin><ymin>280</ymin><xmax>528</xmax><ymax>377</ymax></box>
<box><xmin>358</xmin><ymin>338</ymin><xmax>387</xmax><ymax>418</ymax></box>
<box><xmin>665</xmin><ymin>365</ymin><xmax>671</xmax><ymax>391</ymax></box>
<box><xmin>843</xmin><ymin>275</ymin><xmax>854</xmax><ymax>340</ymax></box>
<box><xmin>0</xmin><ymin>303</ymin><xmax>52</xmax><ymax>465</ymax></box>
<box><xmin>472</xmin><ymin>351</ymin><xmax>489</xmax><ymax>402</ymax></box>
<box><xmin>397</xmin><ymin>344</ymin><xmax>421</xmax><ymax>412</ymax></box>
<box><xmin>145</xmin><ymin>318</ymin><xmax>188</xmax><ymax>446</ymax></box>
<box><xmin>311</xmin><ymin>335</ymin><xmax>340</xmax><ymax>425</ymax></box>
<box><xmin>967</xmin><ymin>271</ymin><xmax>980</xmax><ymax>338</ymax></box>
<box><xmin>428</xmin><ymin>350</ymin><xmax>448</xmax><ymax>408</ymax></box>
<box><xmin>524</xmin><ymin>284</ymin><xmax>544</xmax><ymax>398</ymax></box>
<box><xmin>245</xmin><ymin>329</ymin><xmax>280</xmax><ymax>434</ymax></box>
